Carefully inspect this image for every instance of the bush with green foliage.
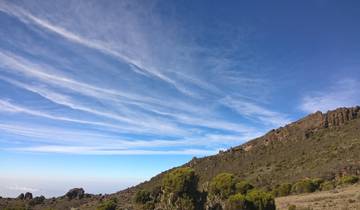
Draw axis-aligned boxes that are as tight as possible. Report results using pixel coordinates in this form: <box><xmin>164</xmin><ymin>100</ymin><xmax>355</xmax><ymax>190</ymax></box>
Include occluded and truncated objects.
<box><xmin>246</xmin><ymin>189</ymin><xmax>276</xmax><ymax>210</ymax></box>
<box><xmin>141</xmin><ymin>201</ymin><xmax>155</xmax><ymax>210</ymax></box>
<box><xmin>339</xmin><ymin>175</ymin><xmax>359</xmax><ymax>185</ymax></box>
<box><xmin>236</xmin><ymin>181</ymin><xmax>254</xmax><ymax>195</ymax></box>
<box><xmin>320</xmin><ymin>180</ymin><xmax>335</xmax><ymax>191</ymax></box>
<box><xmin>273</xmin><ymin>183</ymin><xmax>292</xmax><ymax>197</ymax></box>
<box><xmin>288</xmin><ymin>204</ymin><xmax>297</xmax><ymax>210</ymax></box>
<box><xmin>29</xmin><ymin>195</ymin><xmax>45</xmax><ymax>206</ymax></box>
<box><xmin>291</xmin><ymin>179</ymin><xmax>317</xmax><ymax>194</ymax></box>
<box><xmin>134</xmin><ymin>190</ymin><xmax>152</xmax><ymax>204</ymax></box>
<box><xmin>311</xmin><ymin>178</ymin><xmax>324</xmax><ymax>189</ymax></box>
<box><xmin>162</xmin><ymin>167</ymin><xmax>197</xmax><ymax>196</ymax></box>
<box><xmin>174</xmin><ymin>195</ymin><xmax>196</xmax><ymax>210</ymax></box>
<box><xmin>96</xmin><ymin>198</ymin><xmax>117</xmax><ymax>210</ymax></box>
<box><xmin>226</xmin><ymin>193</ymin><xmax>251</xmax><ymax>210</ymax></box>
<box><xmin>209</xmin><ymin>173</ymin><xmax>237</xmax><ymax>199</ymax></box>
<box><xmin>161</xmin><ymin>167</ymin><xmax>198</xmax><ymax>210</ymax></box>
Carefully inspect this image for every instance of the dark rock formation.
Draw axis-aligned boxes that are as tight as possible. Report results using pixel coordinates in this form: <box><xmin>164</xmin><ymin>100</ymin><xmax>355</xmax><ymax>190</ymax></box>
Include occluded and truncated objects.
<box><xmin>24</xmin><ymin>192</ymin><xmax>33</xmax><ymax>200</ymax></box>
<box><xmin>241</xmin><ymin>106</ymin><xmax>360</xmax><ymax>150</ymax></box>
<box><xmin>17</xmin><ymin>193</ymin><xmax>25</xmax><ymax>200</ymax></box>
<box><xmin>66</xmin><ymin>188</ymin><xmax>85</xmax><ymax>200</ymax></box>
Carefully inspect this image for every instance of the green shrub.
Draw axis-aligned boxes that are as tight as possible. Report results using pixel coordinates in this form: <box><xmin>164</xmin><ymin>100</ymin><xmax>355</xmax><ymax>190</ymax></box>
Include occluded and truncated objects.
<box><xmin>291</xmin><ymin>179</ymin><xmax>317</xmax><ymax>194</ymax></box>
<box><xmin>311</xmin><ymin>178</ymin><xmax>324</xmax><ymax>189</ymax></box>
<box><xmin>320</xmin><ymin>181</ymin><xmax>335</xmax><ymax>191</ymax></box>
<box><xmin>288</xmin><ymin>204</ymin><xmax>297</xmax><ymax>210</ymax></box>
<box><xmin>141</xmin><ymin>201</ymin><xmax>155</xmax><ymax>210</ymax></box>
<box><xmin>236</xmin><ymin>181</ymin><xmax>254</xmax><ymax>195</ymax></box>
<box><xmin>273</xmin><ymin>183</ymin><xmax>292</xmax><ymax>197</ymax></box>
<box><xmin>29</xmin><ymin>195</ymin><xmax>45</xmax><ymax>206</ymax></box>
<box><xmin>209</xmin><ymin>173</ymin><xmax>237</xmax><ymax>199</ymax></box>
<box><xmin>174</xmin><ymin>195</ymin><xmax>195</xmax><ymax>210</ymax></box>
<box><xmin>246</xmin><ymin>189</ymin><xmax>276</xmax><ymax>210</ymax></box>
<box><xmin>162</xmin><ymin>167</ymin><xmax>197</xmax><ymax>196</ymax></box>
<box><xmin>339</xmin><ymin>175</ymin><xmax>359</xmax><ymax>185</ymax></box>
<box><xmin>134</xmin><ymin>190</ymin><xmax>152</xmax><ymax>204</ymax></box>
<box><xmin>97</xmin><ymin>198</ymin><xmax>117</xmax><ymax>210</ymax></box>
<box><xmin>227</xmin><ymin>193</ymin><xmax>251</xmax><ymax>210</ymax></box>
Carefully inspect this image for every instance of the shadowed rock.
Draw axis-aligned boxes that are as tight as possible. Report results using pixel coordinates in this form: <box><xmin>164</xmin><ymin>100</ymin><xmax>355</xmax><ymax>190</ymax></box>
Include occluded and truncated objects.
<box><xmin>17</xmin><ymin>193</ymin><xmax>25</xmax><ymax>200</ymax></box>
<box><xmin>24</xmin><ymin>192</ymin><xmax>33</xmax><ymax>200</ymax></box>
<box><xmin>66</xmin><ymin>188</ymin><xmax>85</xmax><ymax>200</ymax></box>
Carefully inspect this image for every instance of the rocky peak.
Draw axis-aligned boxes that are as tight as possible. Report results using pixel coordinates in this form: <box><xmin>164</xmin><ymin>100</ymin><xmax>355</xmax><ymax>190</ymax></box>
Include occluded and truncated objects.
<box><xmin>240</xmin><ymin>106</ymin><xmax>360</xmax><ymax>151</ymax></box>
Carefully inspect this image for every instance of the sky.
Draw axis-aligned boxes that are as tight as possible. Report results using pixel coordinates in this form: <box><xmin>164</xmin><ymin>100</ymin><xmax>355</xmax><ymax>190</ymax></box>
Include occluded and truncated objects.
<box><xmin>0</xmin><ymin>0</ymin><xmax>360</xmax><ymax>198</ymax></box>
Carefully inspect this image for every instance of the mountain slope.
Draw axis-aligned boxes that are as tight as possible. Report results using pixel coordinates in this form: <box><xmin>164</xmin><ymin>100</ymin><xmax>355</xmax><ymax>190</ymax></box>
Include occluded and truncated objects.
<box><xmin>114</xmin><ymin>106</ymin><xmax>360</xmax><ymax>208</ymax></box>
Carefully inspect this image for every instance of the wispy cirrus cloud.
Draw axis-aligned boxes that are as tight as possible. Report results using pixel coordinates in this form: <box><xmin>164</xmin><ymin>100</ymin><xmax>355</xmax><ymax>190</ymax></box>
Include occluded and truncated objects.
<box><xmin>0</xmin><ymin>0</ymin><xmax>287</xmax><ymax>156</ymax></box>
<box><xmin>300</xmin><ymin>79</ymin><xmax>360</xmax><ymax>113</ymax></box>
<box><xmin>220</xmin><ymin>97</ymin><xmax>291</xmax><ymax>127</ymax></box>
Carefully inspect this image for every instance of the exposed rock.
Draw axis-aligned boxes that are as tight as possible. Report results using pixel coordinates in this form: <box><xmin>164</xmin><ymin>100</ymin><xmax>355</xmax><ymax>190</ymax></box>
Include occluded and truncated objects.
<box><xmin>240</xmin><ymin>106</ymin><xmax>360</xmax><ymax>151</ymax></box>
<box><xmin>17</xmin><ymin>193</ymin><xmax>25</xmax><ymax>200</ymax></box>
<box><xmin>66</xmin><ymin>188</ymin><xmax>85</xmax><ymax>200</ymax></box>
<box><xmin>24</xmin><ymin>192</ymin><xmax>33</xmax><ymax>200</ymax></box>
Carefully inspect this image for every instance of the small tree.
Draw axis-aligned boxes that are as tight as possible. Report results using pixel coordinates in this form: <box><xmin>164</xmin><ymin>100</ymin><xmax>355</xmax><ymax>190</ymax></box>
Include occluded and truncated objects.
<box><xmin>209</xmin><ymin>173</ymin><xmax>237</xmax><ymax>199</ymax></box>
<box><xmin>162</xmin><ymin>167</ymin><xmax>197</xmax><ymax>197</ymax></box>
<box><xmin>227</xmin><ymin>193</ymin><xmax>251</xmax><ymax>210</ymax></box>
<box><xmin>134</xmin><ymin>190</ymin><xmax>152</xmax><ymax>204</ymax></box>
<box><xmin>273</xmin><ymin>183</ymin><xmax>292</xmax><ymax>197</ymax></box>
<box><xmin>235</xmin><ymin>181</ymin><xmax>254</xmax><ymax>195</ymax></box>
<box><xmin>291</xmin><ymin>179</ymin><xmax>317</xmax><ymax>194</ymax></box>
<box><xmin>246</xmin><ymin>189</ymin><xmax>276</xmax><ymax>210</ymax></box>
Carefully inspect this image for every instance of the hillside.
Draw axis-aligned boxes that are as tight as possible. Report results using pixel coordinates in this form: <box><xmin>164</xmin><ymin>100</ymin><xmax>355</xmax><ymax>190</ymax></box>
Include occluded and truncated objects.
<box><xmin>135</xmin><ymin>106</ymin><xmax>360</xmax><ymax>190</ymax></box>
<box><xmin>116</xmin><ymin>106</ymin><xmax>360</xmax><ymax>209</ymax></box>
<box><xmin>1</xmin><ymin>106</ymin><xmax>360</xmax><ymax>210</ymax></box>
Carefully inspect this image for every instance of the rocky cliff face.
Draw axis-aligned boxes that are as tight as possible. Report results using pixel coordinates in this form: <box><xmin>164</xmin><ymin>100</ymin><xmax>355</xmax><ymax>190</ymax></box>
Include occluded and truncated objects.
<box><xmin>240</xmin><ymin>106</ymin><xmax>360</xmax><ymax>150</ymax></box>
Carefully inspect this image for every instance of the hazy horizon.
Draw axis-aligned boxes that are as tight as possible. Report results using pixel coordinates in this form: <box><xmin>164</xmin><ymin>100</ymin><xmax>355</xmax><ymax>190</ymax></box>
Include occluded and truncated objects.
<box><xmin>1</xmin><ymin>0</ymin><xmax>360</xmax><ymax>197</ymax></box>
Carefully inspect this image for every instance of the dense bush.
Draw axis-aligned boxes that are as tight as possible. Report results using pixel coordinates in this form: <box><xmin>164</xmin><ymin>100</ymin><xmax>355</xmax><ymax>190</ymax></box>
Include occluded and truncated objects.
<box><xmin>273</xmin><ymin>183</ymin><xmax>292</xmax><ymax>197</ymax></box>
<box><xmin>140</xmin><ymin>201</ymin><xmax>155</xmax><ymax>210</ymax></box>
<box><xmin>134</xmin><ymin>190</ymin><xmax>152</xmax><ymax>204</ymax></box>
<box><xmin>29</xmin><ymin>196</ymin><xmax>45</xmax><ymax>206</ymax></box>
<box><xmin>162</xmin><ymin>167</ymin><xmax>197</xmax><ymax>196</ymax></box>
<box><xmin>291</xmin><ymin>179</ymin><xmax>317</xmax><ymax>194</ymax></box>
<box><xmin>311</xmin><ymin>178</ymin><xmax>324</xmax><ymax>189</ymax></box>
<box><xmin>209</xmin><ymin>173</ymin><xmax>237</xmax><ymax>199</ymax></box>
<box><xmin>339</xmin><ymin>175</ymin><xmax>359</xmax><ymax>185</ymax></box>
<box><xmin>236</xmin><ymin>181</ymin><xmax>254</xmax><ymax>195</ymax></box>
<box><xmin>320</xmin><ymin>181</ymin><xmax>335</xmax><ymax>191</ymax></box>
<box><xmin>174</xmin><ymin>195</ymin><xmax>196</xmax><ymax>210</ymax></box>
<box><xmin>96</xmin><ymin>198</ymin><xmax>117</xmax><ymax>210</ymax></box>
<box><xmin>288</xmin><ymin>204</ymin><xmax>297</xmax><ymax>210</ymax></box>
<box><xmin>226</xmin><ymin>193</ymin><xmax>251</xmax><ymax>210</ymax></box>
<box><xmin>246</xmin><ymin>189</ymin><xmax>276</xmax><ymax>210</ymax></box>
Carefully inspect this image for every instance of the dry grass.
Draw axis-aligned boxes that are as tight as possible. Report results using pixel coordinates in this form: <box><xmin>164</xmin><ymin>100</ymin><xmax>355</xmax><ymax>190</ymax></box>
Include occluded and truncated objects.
<box><xmin>276</xmin><ymin>183</ymin><xmax>360</xmax><ymax>210</ymax></box>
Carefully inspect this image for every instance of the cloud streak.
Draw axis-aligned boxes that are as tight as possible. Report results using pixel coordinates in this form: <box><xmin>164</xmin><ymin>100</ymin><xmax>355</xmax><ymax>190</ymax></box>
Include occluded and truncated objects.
<box><xmin>0</xmin><ymin>0</ymin><xmax>289</xmax><ymax>156</ymax></box>
<box><xmin>300</xmin><ymin>79</ymin><xmax>360</xmax><ymax>113</ymax></box>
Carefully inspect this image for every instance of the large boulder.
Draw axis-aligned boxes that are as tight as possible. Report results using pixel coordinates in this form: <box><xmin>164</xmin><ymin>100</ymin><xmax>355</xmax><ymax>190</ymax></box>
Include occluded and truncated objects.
<box><xmin>24</xmin><ymin>192</ymin><xmax>33</xmax><ymax>200</ymax></box>
<box><xmin>17</xmin><ymin>193</ymin><xmax>25</xmax><ymax>200</ymax></box>
<box><xmin>65</xmin><ymin>188</ymin><xmax>85</xmax><ymax>200</ymax></box>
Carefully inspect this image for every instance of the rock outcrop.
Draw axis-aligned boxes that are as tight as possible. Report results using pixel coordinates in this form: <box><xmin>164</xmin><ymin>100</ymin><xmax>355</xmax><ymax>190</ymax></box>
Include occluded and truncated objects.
<box><xmin>17</xmin><ymin>193</ymin><xmax>25</xmax><ymax>200</ymax></box>
<box><xmin>24</xmin><ymin>192</ymin><xmax>33</xmax><ymax>200</ymax></box>
<box><xmin>66</xmin><ymin>188</ymin><xmax>85</xmax><ymax>200</ymax></box>
<box><xmin>240</xmin><ymin>106</ymin><xmax>360</xmax><ymax>150</ymax></box>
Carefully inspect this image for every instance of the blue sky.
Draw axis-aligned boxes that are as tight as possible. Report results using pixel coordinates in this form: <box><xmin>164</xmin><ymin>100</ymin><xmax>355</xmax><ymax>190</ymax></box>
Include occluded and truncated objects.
<box><xmin>0</xmin><ymin>0</ymin><xmax>360</xmax><ymax>197</ymax></box>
